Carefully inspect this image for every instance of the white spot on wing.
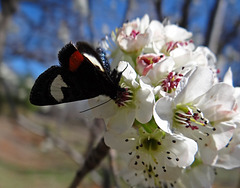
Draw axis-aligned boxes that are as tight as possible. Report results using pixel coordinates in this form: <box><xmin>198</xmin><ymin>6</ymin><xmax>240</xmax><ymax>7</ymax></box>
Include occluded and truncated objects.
<box><xmin>83</xmin><ymin>53</ymin><xmax>104</xmax><ymax>72</ymax></box>
<box><xmin>50</xmin><ymin>75</ymin><xmax>67</xmax><ymax>102</ymax></box>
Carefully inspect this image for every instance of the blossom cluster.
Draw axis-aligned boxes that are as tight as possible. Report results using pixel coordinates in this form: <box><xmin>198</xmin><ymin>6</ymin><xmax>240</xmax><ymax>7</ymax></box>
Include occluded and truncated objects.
<box><xmin>91</xmin><ymin>15</ymin><xmax>240</xmax><ymax>187</ymax></box>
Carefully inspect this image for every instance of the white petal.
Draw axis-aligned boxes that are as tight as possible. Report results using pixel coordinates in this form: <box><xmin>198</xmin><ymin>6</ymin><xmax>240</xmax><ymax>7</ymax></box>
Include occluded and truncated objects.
<box><xmin>194</xmin><ymin>83</ymin><xmax>237</xmax><ymax>121</ymax></box>
<box><xmin>140</xmin><ymin>14</ymin><xmax>150</xmax><ymax>33</ymax></box>
<box><xmin>104</xmin><ymin>128</ymin><xmax>137</xmax><ymax>151</ymax></box>
<box><xmin>161</xmin><ymin>134</ymin><xmax>198</xmax><ymax>167</ymax></box>
<box><xmin>135</xmin><ymin>80</ymin><xmax>154</xmax><ymax>123</ymax></box>
<box><xmin>223</xmin><ymin>67</ymin><xmax>233</xmax><ymax>85</ymax></box>
<box><xmin>149</xmin><ymin>20</ymin><xmax>164</xmax><ymax>41</ymax></box>
<box><xmin>175</xmin><ymin>67</ymin><xmax>214</xmax><ymax>104</ymax></box>
<box><xmin>214</xmin><ymin>128</ymin><xmax>240</xmax><ymax>169</ymax></box>
<box><xmin>170</xmin><ymin>47</ymin><xmax>192</xmax><ymax>68</ymax></box>
<box><xmin>199</xmin><ymin>143</ymin><xmax>218</xmax><ymax>165</ymax></box>
<box><xmin>215</xmin><ymin>145</ymin><xmax>240</xmax><ymax>169</ymax></box>
<box><xmin>107</xmin><ymin>107</ymin><xmax>135</xmax><ymax>133</ymax></box>
<box><xmin>180</xmin><ymin>165</ymin><xmax>215</xmax><ymax>188</ymax></box>
<box><xmin>118</xmin><ymin>61</ymin><xmax>139</xmax><ymax>88</ymax></box>
<box><xmin>154</xmin><ymin>164</ymin><xmax>182</xmax><ymax>181</ymax></box>
<box><xmin>88</xmin><ymin>95</ymin><xmax>118</xmax><ymax>118</ymax></box>
<box><xmin>121</xmin><ymin>168</ymin><xmax>145</xmax><ymax>187</ymax></box>
<box><xmin>154</xmin><ymin>97</ymin><xmax>174</xmax><ymax>133</ymax></box>
<box><xmin>212</xmin><ymin>121</ymin><xmax>236</xmax><ymax>150</ymax></box>
<box><xmin>146</xmin><ymin>57</ymin><xmax>175</xmax><ymax>85</ymax></box>
<box><xmin>164</xmin><ymin>25</ymin><xmax>192</xmax><ymax>42</ymax></box>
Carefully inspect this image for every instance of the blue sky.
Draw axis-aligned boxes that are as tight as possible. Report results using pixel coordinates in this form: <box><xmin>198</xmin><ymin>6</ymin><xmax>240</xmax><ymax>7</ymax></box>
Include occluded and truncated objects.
<box><xmin>4</xmin><ymin>0</ymin><xmax>240</xmax><ymax>85</ymax></box>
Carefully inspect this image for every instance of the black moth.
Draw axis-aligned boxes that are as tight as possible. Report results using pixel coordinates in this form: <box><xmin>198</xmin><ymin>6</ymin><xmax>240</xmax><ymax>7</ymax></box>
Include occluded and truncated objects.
<box><xmin>30</xmin><ymin>41</ymin><xmax>125</xmax><ymax>106</ymax></box>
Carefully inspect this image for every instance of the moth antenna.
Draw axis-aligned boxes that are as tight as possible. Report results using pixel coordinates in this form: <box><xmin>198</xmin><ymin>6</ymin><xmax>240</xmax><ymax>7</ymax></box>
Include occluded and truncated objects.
<box><xmin>79</xmin><ymin>98</ymin><xmax>112</xmax><ymax>113</ymax></box>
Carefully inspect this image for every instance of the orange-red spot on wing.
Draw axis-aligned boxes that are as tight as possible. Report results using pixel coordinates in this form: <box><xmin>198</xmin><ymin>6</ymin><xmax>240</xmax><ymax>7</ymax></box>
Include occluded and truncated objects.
<box><xmin>69</xmin><ymin>51</ymin><xmax>84</xmax><ymax>72</ymax></box>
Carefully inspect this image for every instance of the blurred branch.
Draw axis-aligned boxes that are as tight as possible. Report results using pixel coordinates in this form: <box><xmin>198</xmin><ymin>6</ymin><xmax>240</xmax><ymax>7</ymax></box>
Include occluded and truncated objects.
<box><xmin>17</xmin><ymin>115</ymin><xmax>84</xmax><ymax>165</ymax></box>
<box><xmin>69</xmin><ymin>138</ymin><xmax>109</xmax><ymax>188</ymax></box>
<box><xmin>0</xmin><ymin>0</ymin><xmax>18</xmax><ymax>118</ymax></box>
<box><xmin>84</xmin><ymin>118</ymin><xmax>105</xmax><ymax>157</ymax></box>
<box><xmin>204</xmin><ymin>0</ymin><xmax>220</xmax><ymax>47</ymax></box>
<box><xmin>18</xmin><ymin>115</ymin><xmax>110</xmax><ymax>187</ymax></box>
<box><xmin>217</xmin><ymin>18</ymin><xmax>240</xmax><ymax>56</ymax></box>
<box><xmin>208</xmin><ymin>0</ymin><xmax>227</xmax><ymax>54</ymax></box>
<box><xmin>10</xmin><ymin>46</ymin><xmax>56</xmax><ymax>63</ymax></box>
<box><xmin>179</xmin><ymin>0</ymin><xmax>191</xmax><ymax>28</ymax></box>
<box><xmin>87</xmin><ymin>0</ymin><xmax>94</xmax><ymax>44</ymax></box>
<box><xmin>108</xmin><ymin>150</ymin><xmax>120</xmax><ymax>188</ymax></box>
<box><xmin>120</xmin><ymin>0</ymin><xmax>131</xmax><ymax>25</ymax></box>
<box><xmin>0</xmin><ymin>0</ymin><xmax>18</xmax><ymax>59</ymax></box>
<box><xmin>154</xmin><ymin>0</ymin><xmax>163</xmax><ymax>21</ymax></box>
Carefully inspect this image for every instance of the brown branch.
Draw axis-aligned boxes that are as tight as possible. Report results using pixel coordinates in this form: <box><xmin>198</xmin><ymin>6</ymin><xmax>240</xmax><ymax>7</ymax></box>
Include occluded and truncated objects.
<box><xmin>217</xmin><ymin>18</ymin><xmax>240</xmax><ymax>55</ymax></box>
<box><xmin>108</xmin><ymin>150</ymin><xmax>120</xmax><ymax>188</ymax></box>
<box><xmin>154</xmin><ymin>0</ymin><xmax>163</xmax><ymax>21</ymax></box>
<box><xmin>84</xmin><ymin>118</ymin><xmax>105</xmax><ymax>157</ymax></box>
<box><xmin>179</xmin><ymin>0</ymin><xmax>192</xmax><ymax>28</ymax></box>
<box><xmin>69</xmin><ymin>138</ymin><xmax>109</xmax><ymax>188</ymax></box>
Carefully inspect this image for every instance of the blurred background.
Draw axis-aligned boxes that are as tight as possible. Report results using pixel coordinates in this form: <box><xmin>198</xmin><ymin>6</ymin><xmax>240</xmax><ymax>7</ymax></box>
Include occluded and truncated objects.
<box><xmin>0</xmin><ymin>0</ymin><xmax>239</xmax><ymax>187</ymax></box>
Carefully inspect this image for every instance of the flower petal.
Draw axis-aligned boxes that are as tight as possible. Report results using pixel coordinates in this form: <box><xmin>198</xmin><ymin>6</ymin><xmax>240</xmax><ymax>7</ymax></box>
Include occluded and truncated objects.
<box><xmin>193</xmin><ymin>83</ymin><xmax>237</xmax><ymax>121</ymax></box>
<box><xmin>159</xmin><ymin>134</ymin><xmax>198</xmax><ymax>168</ymax></box>
<box><xmin>107</xmin><ymin>107</ymin><xmax>135</xmax><ymax>133</ymax></box>
<box><xmin>164</xmin><ymin>25</ymin><xmax>192</xmax><ymax>42</ymax></box>
<box><xmin>104</xmin><ymin>128</ymin><xmax>137</xmax><ymax>151</ymax></box>
<box><xmin>175</xmin><ymin>67</ymin><xmax>214</xmax><ymax>104</ymax></box>
<box><xmin>154</xmin><ymin>97</ymin><xmax>174</xmax><ymax>133</ymax></box>
<box><xmin>135</xmin><ymin>80</ymin><xmax>154</xmax><ymax>123</ymax></box>
<box><xmin>212</xmin><ymin>121</ymin><xmax>236</xmax><ymax>150</ymax></box>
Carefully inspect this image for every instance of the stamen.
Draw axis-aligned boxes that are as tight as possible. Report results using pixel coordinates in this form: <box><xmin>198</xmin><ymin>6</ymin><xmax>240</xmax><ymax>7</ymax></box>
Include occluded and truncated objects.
<box><xmin>174</xmin><ymin>104</ymin><xmax>210</xmax><ymax>131</ymax></box>
<box><xmin>114</xmin><ymin>86</ymin><xmax>133</xmax><ymax>107</ymax></box>
<box><xmin>161</xmin><ymin>71</ymin><xmax>183</xmax><ymax>93</ymax></box>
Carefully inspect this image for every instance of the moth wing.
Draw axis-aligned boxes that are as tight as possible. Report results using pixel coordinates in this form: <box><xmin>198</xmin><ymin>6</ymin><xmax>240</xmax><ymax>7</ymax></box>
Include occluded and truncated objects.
<box><xmin>30</xmin><ymin>66</ymin><xmax>63</xmax><ymax>106</ymax></box>
<box><xmin>30</xmin><ymin>64</ymin><xmax>109</xmax><ymax>106</ymax></box>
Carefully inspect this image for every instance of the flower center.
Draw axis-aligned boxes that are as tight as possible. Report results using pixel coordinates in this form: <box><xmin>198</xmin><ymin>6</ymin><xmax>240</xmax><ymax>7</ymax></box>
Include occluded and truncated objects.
<box><xmin>137</xmin><ymin>128</ymin><xmax>165</xmax><ymax>154</ymax></box>
<box><xmin>142</xmin><ymin>137</ymin><xmax>159</xmax><ymax>151</ymax></box>
<box><xmin>173</xmin><ymin>103</ymin><xmax>209</xmax><ymax>130</ymax></box>
<box><xmin>141</xmin><ymin>55</ymin><xmax>165</xmax><ymax>65</ymax></box>
<box><xmin>114</xmin><ymin>86</ymin><xmax>133</xmax><ymax>107</ymax></box>
<box><xmin>161</xmin><ymin>40</ymin><xmax>194</xmax><ymax>55</ymax></box>
<box><xmin>130</xmin><ymin>30</ymin><xmax>140</xmax><ymax>39</ymax></box>
<box><xmin>161</xmin><ymin>72</ymin><xmax>183</xmax><ymax>93</ymax></box>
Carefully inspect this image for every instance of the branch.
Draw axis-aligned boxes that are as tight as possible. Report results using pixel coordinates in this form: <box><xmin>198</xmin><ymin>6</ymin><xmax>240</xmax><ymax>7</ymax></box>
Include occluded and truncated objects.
<box><xmin>208</xmin><ymin>0</ymin><xmax>228</xmax><ymax>54</ymax></box>
<box><xmin>154</xmin><ymin>0</ymin><xmax>163</xmax><ymax>21</ymax></box>
<box><xmin>179</xmin><ymin>0</ymin><xmax>191</xmax><ymax>28</ymax></box>
<box><xmin>108</xmin><ymin>150</ymin><xmax>120</xmax><ymax>188</ymax></box>
<box><xmin>0</xmin><ymin>0</ymin><xmax>18</xmax><ymax>118</ymax></box>
<box><xmin>204</xmin><ymin>0</ymin><xmax>221</xmax><ymax>46</ymax></box>
<box><xmin>69</xmin><ymin>138</ymin><xmax>109</xmax><ymax>188</ymax></box>
<box><xmin>217</xmin><ymin>18</ymin><xmax>240</xmax><ymax>55</ymax></box>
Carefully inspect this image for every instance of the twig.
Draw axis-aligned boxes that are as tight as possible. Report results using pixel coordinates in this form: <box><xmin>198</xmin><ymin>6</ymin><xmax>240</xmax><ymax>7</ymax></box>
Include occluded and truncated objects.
<box><xmin>108</xmin><ymin>149</ymin><xmax>120</xmax><ymax>188</ymax></box>
<box><xmin>208</xmin><ymin>0</ymin><xmax>228</xmax><ymax>54</ymax></box>
<box><xmin>204</xmin><ymin>0</ymin><xmax>221</xmax><ymax>47</ymax></box>
<box><xmin>179</xmin><ymin>0</ymin><xmax>191</xmax><ymax>28</ymax></box>
<box><xmin>154</xmin><ymin>0</ymin><xmax>163</xmax><ymax>21</ymax></box>
<box><xmin>0</xmin><ymin>0</ymin><xmax>18</xmax><ymax>119</ymax></box>
<box><xmin>69</xmin><ymin>138</ymin><xmax>109</xmax><ymax>188</ymax></box>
